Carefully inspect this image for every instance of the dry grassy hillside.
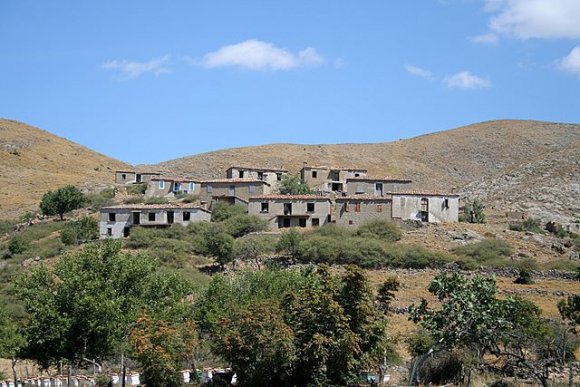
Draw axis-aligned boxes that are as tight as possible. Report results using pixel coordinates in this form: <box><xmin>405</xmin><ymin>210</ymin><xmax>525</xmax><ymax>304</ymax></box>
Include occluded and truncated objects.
<box><xmin>148</xmin><ymin>120</ymin><xmax>580</xmax><ymax>221</ymax></box>
<box><xmin>0</xmin><ymin>119</ymin><xmax>130</xmax><ymax>219</ymax></box>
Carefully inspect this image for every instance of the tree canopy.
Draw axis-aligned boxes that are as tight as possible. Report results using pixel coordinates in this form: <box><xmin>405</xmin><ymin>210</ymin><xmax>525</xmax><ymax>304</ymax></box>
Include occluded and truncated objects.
<box><xmin>39</xmin><ymin>185</ymin><xmax>85</xmax><ymax>220</ymax></box>
<box><xmin>279</xmin><ymin>174</ymin><xmax>311</xmax><ymax>195</ymax></box>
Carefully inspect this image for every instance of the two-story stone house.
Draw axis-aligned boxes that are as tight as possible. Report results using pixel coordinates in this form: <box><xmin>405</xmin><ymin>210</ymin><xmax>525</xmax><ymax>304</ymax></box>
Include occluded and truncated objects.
<box><xmin>145</xmin><ymin>177</ymin><xmax>201</xmax><ymax>198</ymax></box>
<box><xmin>115</xmin><ymin>170</ymin><xmax>163</xmax><ymax>185</ymax></box>
<box><xmin>345</xmin><ymin>177</ymin><xmax>412</xmax><ymax>196</ymax></box>
<box><xmin>226</xmin><ymin>166</ymin><xmax>288</xmax><ymax>192</ymax></box>
<box><xmin>300</xmin><ymin>166</ymin><xmax>368</xmax><ymax>193</ymax></box>
<box><xmin>248</xmin><ymin>195</ymin><xmax>332</xmax><ymax>229</ymax></box>
<box><xmin>391</xmin><ymin>192</ymin><xmax>459</xmax><ymax>223</ymax></box>
<box><xmin>200</xmin><ymin>179</ymin><xmax>272</xmax><ymax>209</ymax></box>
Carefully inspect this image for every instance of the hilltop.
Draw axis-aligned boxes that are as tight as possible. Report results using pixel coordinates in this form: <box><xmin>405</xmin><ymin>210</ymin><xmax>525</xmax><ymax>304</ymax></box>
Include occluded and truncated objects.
<box><xmin>147</xmin><ymin>120</ymin><xmax>580</xmax><ymax>223</ymax></box>
<box><xmin>0</xmin><ymin>119</ymin><xmax>130</xmax><ymax>219</ymax></box>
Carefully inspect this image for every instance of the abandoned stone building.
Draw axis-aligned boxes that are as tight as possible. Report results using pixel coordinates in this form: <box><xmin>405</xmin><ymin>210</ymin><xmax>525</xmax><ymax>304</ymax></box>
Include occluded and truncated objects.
<box><xmin>335</xmin><ymin>195</ymin><xmax>393</xmax><ymax>227</ymax></box>
<box><xmin>248</xmin><ymin>195</ymin><xmax>332</xmax><ymax>229</ymax></box>
<box><xmin>300</xmin><ymin>166</ymin><xmax>368</xmax><ymax>193</ymax></box>
<box><xmin>115</xmin><ymin>170</ymin><xmax>163</xmax><ymax>185</ymax></box>
<box><xmin>199</xmin><ymin>179</ymin><xmax>272</xmax><ymax>209</ymax></box>
<box><xmin>391</xmin><ymin>192</ymin><xmax>459</xmax><ymax>223</ymax></box>
<box><xmin>226</xmin><ymin>166</ymin><xmax>288</xmax><ymax>191</ymax></box>
<box><xmin>99</xmin><ymin>203</ymin><xmax>211</xmax><ymax>239</ymax></box>
<box><xmin>345</xmin><ymin>176</ymin><xmax>413</xmax><ymax>196</ymax></box>
<box><xmin>145</xmin><ymin>177</ymin><xmax>200</xmax><ymax>198</ymax></box>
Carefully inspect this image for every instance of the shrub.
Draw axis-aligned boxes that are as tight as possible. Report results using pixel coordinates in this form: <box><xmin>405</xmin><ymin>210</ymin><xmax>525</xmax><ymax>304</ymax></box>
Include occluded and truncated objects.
<box><xmin>463</xmin><ymin>199</ymin><xmax>485</xmax><ymax>223</ymax></box>
<box><xmin>211</xmin><ymin>202</ymin><xmax>246</xmax><ymax>222</ymax></box>
<box><xmin>60</xmin><ymin>217</ymin><xmax>98</xmax><ymax>245</ymax></box>
<box><xmin>123</xmin><ymin>196</ymin><xmax>143</xmax><ymax>204</ymax></box>
<box><xmin>513</xmin><ymin>269</ymin><xmax>534</xmax><ymax>285</ymax></box>
<box><xmin>144</xmin><ymin>196</ymin><xmax>168</xmax><ymax>205</ymax></box>
<box><xmin>222</xmin><ymin>214</ymin><xmax>269</xmax><ymax>237</ymax></box>
<box><xmin>407</xmin><ymin>329</ymin><xmax>435</xmax><ymax>357</ymax></box>
<box><xmin>453</xmin><ymin>240</ymin><xmax>513</xmax><ymax>262</ymax></box>
<box><xmin>279</xmin><ymin>174</ymin><xmax>310</xmax><ymax>195</ymax></box>
<box><xmin>522</xmin><ymin>218</ymin><xmax>543</xmax><ymax>233</ymax></box>
<box><xmin>356</xmin><ymin>220</ymin><xmax>401</xmax><ymax>242</ymax></box>
<box><xmin>310</xmin><ymin>223</ymin><xmax>353</xmax><ymax>239</ymax></box>
<box><xmin>84</xmin><ymin>189</ymin><xmax>115</xmax><ymax>211</ymax></box>
<box><xmin>177</xmin><ymin>193</ymin><xmax>199</xmax><ymax>203</ymax></box>
<box><xmin>8</xmin><ymin>235</ymin><xmax>29</xmax><ymax>255</ymax></box>
<box><xmin>126</xmin><ymin>183</ymin><xmax>147</xmax><ymax>196</ymax></box>
<box><xmin>0</xmin><ymin>220</ymin><xmax>17</xmax><ymax>235</ymax></box>
<box><xmin>413</xmin><ymin>350</ymin><xmax>466</xmax><ymax>386</ymax></box>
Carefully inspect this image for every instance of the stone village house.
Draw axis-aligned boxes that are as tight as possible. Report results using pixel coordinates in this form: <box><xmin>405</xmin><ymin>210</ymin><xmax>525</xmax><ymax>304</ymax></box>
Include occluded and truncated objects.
<box><xmin>226</xmin><ymin>166</ymin><xmax>288</xmax><ymax>192</ymax></box>
<box><xmin>248</xmin><ymin>195</ymin><xmax>332</xmax><ymax>229</ymax></box>
<box><xmin>99</xmin><ymin>203</ymin><xmax>211</xmax><ymax>239</ymax></box>
<box><xmin>145</xmin><ymin>177</ymin><xmax>201</xmax><ymax>198</ymax></box>
<box><xmin>300</xmin><ymin>165</ymin><xmax>368</xmax><ymax>193</ymax></box>
<box><xmin>115</xmin><ymin>170</ymin><xmax>163</xmax><ymax>185</ymax></box>
<box><xmin>199</xmin><ymin>179</ymin><xmax>271</xmax><ymax>209</ymax></box>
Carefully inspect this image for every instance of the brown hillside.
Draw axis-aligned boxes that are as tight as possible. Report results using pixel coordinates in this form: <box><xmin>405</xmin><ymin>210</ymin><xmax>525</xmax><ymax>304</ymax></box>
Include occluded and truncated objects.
<box><xmin>147</xmin><ymin>120</ymin><xmax>580</xmax><ymax>222</ymax></box>
<box><xmin>0</xmin><ymin>119</ymin><xmax>131</xmax><ymax>219</ymax></box>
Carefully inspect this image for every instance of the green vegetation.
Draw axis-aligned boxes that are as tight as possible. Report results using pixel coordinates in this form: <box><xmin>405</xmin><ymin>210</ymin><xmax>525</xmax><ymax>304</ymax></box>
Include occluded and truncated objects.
<box><xmin>509</xmin><ymin>217</ymin><xmax>543</xmax><ymax>233</ymax></box>
<box><xmin>409</xmin><ymin>273</ymin><xmax>578</xmax><ymax>387</ymax></box>
<box><xmin>60</xmin><ymin>216</ymin><xmax>98</xmax><ymax>245</ymax></box>
<box><xmin>279</xmin><ymin>174</ymin><xmax>311</xmax><ymax>195</ymax></box>
<box><xmin>126</xmin><ymin>183</ymin><xmax>147</xmax><ymax>196</ymax></box>
<box><xmin>144</xmin><ymin>196</ymin><xmax>168</xmax><ymax>205</ymax></box>
<box><xmin>175</xmin><ymin>193</ymin><xmax>199</xmax><ymax>203</ymax></box>
<box><xmin>39</xmin><ymin>185</ymin><xmax>85</xmax><ymax>220</ymax></box>
<box><xmin>356</xmin><ymin>219</ymin><xmax>402</xmax><ymax>242</ymax></box>
<box><xmin>211</xmin><ymin>202</ymin><xmax>246</xmax><ymax>222</ymax></box>
<box><xmin>84</xmin><ymin>188</ymin><xmax>115</xmax><ymax>211</ymax></box>
<box><xmin>123</xmin><ymin>196</ymin><xmax>144</xmax><ymax>204</ymax></box>
<box><xmin>452</xmin><ymin>239</ymin><xmax>513</xmax><ymax>266</ymax></box>
<box><xmin>462</xmin><ymin>198</ymin><xmax>485</xmax><ymax>223</ymax></box>
<box><xmin>513</xmin><ymin>268</ymin><xmax>534</xmax><ymax>284</ymax></box>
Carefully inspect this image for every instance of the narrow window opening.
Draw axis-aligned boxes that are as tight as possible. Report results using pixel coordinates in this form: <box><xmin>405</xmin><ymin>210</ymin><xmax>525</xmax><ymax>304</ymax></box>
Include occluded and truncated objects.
<box><xmin>307</xmin><ymin>202</ymin><xmax>315</xmax><ymax>212</ymax></box>
<box><xmin>108</xmin><ymin>212</ymin><xmax>116</xmax><ymax>222</ymax></box>
<box><xmin>148</xmin><ymin>212</ymin><xmax>156</xmax><ymax>222</ymax></box>
<box><xmin>261</xmin><ymin>202</ymin><xmax>269</xmax><ymax>213</ymax></box>
<box><xmin>183</xmin><ymin>211</ymin><xmax>191</xmax><ymax>221</ymax></box>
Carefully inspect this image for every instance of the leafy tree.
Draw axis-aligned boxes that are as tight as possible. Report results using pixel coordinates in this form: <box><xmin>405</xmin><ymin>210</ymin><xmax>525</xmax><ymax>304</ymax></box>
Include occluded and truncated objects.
<box><xmin>463</xmin><ymin>198</ymin><xmax>485</xmax><ymax>224</ymax></box>
<box><xmin>377</xmin><ymin>276</ymin><xmax>400</xmax><ymax>311</ymax></box>
<box><xmin>0</xmin><ymin>304</ymin><xmax>26</xmax><ymax>383</ymax></box>
<box><xmin>222</xmin><ymin>214</ymin><xmax>269</xmax><ymax>238</ymax></box>
<box><xmin>130</xmin><ymin>312</ymin><xmax>197</xmax><ymax>387</ymax></box>
<box><xmin>513</xmin><ymin>269</ymin><xmax>534</xmax><ymax>284</ymax></box>
<box><xmin>211</xmin><ymin>202</ymin><xmax>247</xmax><ymax>222</ymax></box>
<box><xmin>60</xmin><ymin>216</ymin><xmax>98</xmax><ymax>245</ymax></box>
<box><xmin>39</xmin><ymin>185</ymin><xmax>85</xmax><ymax>220</ymax></box>
<box><xmin>8</xmin><ymin>235</ymin><xmax>29</xmax><ymax>255</ymax></box>
<box><xmin>279</xmin><ymin>174</ymin><xmax>311</xmax><ymax>195</ymax></box>
<box><xmin>202</xmin><ymin>225</ymin><xmax>234</xmax><ymax>270</ymax></box>
<box><xmin>558</xmin><ymin>295</ymin><xmax>580</xmax><ymax>326</ymax></box>
<box><xmin>276</xmin><ymin>228</ymin><xmax>303</xmax><ymax>263</ymax></box>
<box><xmin>15</xmin><ymin>240</ymin><xmax>194</xmax><ymax>370</ymax></box>
<box><xmin>234</xmin><ymin>236</ymin><xmax>274</xmax><ymax>269</ymax></box>
<box><xmin>409</xmin><ymin>272</ymin><xmax>575</xmax><ymax>387</ymax></box>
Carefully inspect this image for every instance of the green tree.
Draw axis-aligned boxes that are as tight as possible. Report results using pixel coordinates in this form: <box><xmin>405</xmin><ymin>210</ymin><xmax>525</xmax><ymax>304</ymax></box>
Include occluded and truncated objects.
<box><xmin>356</xmin><ymin>220</ymin><xmax>401</xmax><ymax>242</ymax></box>
<box><xmin>222</xmin><ymin>214</ymin><xmax>269</xmax><ymax>237</ymax></box>
<box><xmin>377</xmin><ymin>276</ymin><xmax>400</xmax><ymax>311</ymax></box>
<box><xmin>202</xmin><ymin>225</ymin><xmax>235</xmax><ymax>270</ymax></box>
<box><xmin>39</xmin><ymin>185</ymin><xmax>85</xmax><ymax>220</ymax></box>
<box><xmin>16</xmin><ymin>240</ymin><xmax>194</xmax><ymax>370</ymax></box>
<box><xmin>60</xmin><ymin>216</ymin><xmax>98</xmax><ymax>245</ymax></box>
<box><xmin>409</xmin><ymin>272</ymin><xmax>574</xmax><ymax>387</ymax></box>
<box><xmin>234</xmin><ymin>236</ymin><xmax>274</xmax><ymax>269</ymax></box>
<box><xmin>0</xmin><ymin>305</ymin><xmax>26</xmax><ymax>383</ymax></box>
<box><xmin>211</xmin><ymin>202</ymin><xmax>247</xmax><ymax>222</ymax></box>
<box><xmin>558</xmin><ymin>295</ymin><xmax>580</xmax><ymax>326</ymax></box>
<box><xmin>279</xmin><ymin>174</ymin><xmax>311</xmax><ymax>195</ymax></box>
<box><xmin>463</xmin><ymin>198</ymin><xmax>485</xmax><ymax>224</ymax></box>
<box><xmin>276</xmin><ymin>228</ymin><xmax>303</xmax><ymax>263</ymax></box>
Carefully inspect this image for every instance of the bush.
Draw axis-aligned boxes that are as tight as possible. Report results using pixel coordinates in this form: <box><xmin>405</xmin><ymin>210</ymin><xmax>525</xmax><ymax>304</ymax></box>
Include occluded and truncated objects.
<box><xmin>8</xmin><ymin>235</ymin><xmax>29</xmax><ymax>255</ymax></box>
<box><xmin>413</xmin><ymin>350</ymin><xmax>466</xmax><ymax>386</ymax></box>
<box><xmin>356</xmin><ymin>220</ymin><xmax>401</xmax><ymax>242</ymax></box>
<box><xmin>222</xmin><ymin>214</ymin><xmax>269</xmax><ymax>238</ymax></box>
<box><xmin>310</xmin><ymin>224</ymin><xmax>354</xmax><ymax>239</ymax></box>
<box><xmin>513</xmin><ymin>269</ymin><xmax>534</xmax><ymax>284</ymax></box>
<box><xmin>0</xmin><ymin>220</ymin><xmax>17</xmax><ymax>235</ymax></box>
<box><xmin>453</xmin><ymin>240</ymin><xmax>513</xmax><ymax>262</ymax></box>
<box><xmin>177</xmin><ymin>193</ymin><xmax>199</xmax><ymax>203</ymax></box>
<box><xmin>211</xmin><ymin>202</ymin><xmax>247</xmax><ymax>222</ymax></box>
<box><xmin>144</xmin><ymin>196</ymin><xmax>168</xmax><ymax>205</ymax></box>
<box><xmin>60</xmin><ymin>217</ymin><xmax>98</xmax><ymax>245</ymax></box>
<box><xmin>123</xmin><ymin>196</ymin><xmax>144</xmax><ymax>204</ymax></box>
<box><xmin>407</xmin><ymin>329</ymin><xmax>435</xmax><ymax>357</ymax></box>
<box><xmin>84</xmin><ymin>189</ymin><xmax>115</xmax><ymax>211</ymax></box>
<box><xmin>463</xmin><ymin>199</ymin><xmax>485</xmax><ymax>224</ymax></box>
<box><xmin>126</xmin><ymin>183</ymin><xmax>147</xmax><ymax>196</ymax></box>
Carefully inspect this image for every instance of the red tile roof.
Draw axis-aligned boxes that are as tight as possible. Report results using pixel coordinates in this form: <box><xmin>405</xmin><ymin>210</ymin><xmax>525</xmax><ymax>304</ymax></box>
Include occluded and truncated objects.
<box><xmin>227</xmin><ymin>166</ymin><xmax>288</xmax><ymax>172</ymax></box>
<box><xmin>101</xmin><ymin>203</ymin><xmax>211</xmax><ymax>212</ymax></box>
<box><xmin>202</xmin><ymin>178</ymin><xmax>271</xmax><ymax>185</ymax></box>
<box><xmin>336</xmin><ymin>195</ymin><xmax>392</xmax><ymax>201</ymax></box>
<box><xmin>346</xmin><ymin>176</ymin><xmax>412</xmax><ymax>183</ymax></box>
<box><xmin>391</xmin><ymin>191</ymin><xmax>459</xmax><ymax>197</ymax></box>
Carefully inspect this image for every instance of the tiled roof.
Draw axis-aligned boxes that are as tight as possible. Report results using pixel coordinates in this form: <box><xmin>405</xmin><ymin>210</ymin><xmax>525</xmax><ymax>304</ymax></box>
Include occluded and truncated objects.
<box><xmin>115</xmin><ymin>170</ymin><xmax>163</xmax><ymax>175</ymax></box>
<box><xmin>300</xmin><ymin>165</ymin><xmax>368</xmax><ymax>172</ymax></box>
<box><xmin>249</xmin><ymin>194</ymin><xmax>332</xmax><ymax>201</ymax></box>
<box><xmin>346</xmin><ymin>176</ymin><xmax>412</xmax><ymax>183</ymax></box>
<box><xmin>336</xmin><ymin>195</ymin><xmax>392</xmax><ymax>201</ymax></box>
<box><xmin>150</xmin><ymin>176</ymin><xmax>200</xmax><ymax>182</ymax></box>
<box><xmin>202</xmin><ymin>178</ymin><xmax>271</xmax><ymax>185</ymax></box>
<box><xmin>391</xmin><ymin>191</ymin><xmax>460</xmax><ymax>197</ymax></box>
<box><xmin>227</xmin><ymin>166</ymin><xmax>288</xmax><ymax>172</ymax></box>
<box><xmin>101</xmin><ymin>203</ymin><xmax>211</xmax><ymax>212</ymax></box>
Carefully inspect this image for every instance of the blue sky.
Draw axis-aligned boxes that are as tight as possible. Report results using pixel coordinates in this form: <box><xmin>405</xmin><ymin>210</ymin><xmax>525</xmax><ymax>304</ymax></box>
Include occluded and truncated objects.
<box><xmin>1</xmin><ymin>1</ymin><xmax>579</xmax><ymax>165</ymax></box>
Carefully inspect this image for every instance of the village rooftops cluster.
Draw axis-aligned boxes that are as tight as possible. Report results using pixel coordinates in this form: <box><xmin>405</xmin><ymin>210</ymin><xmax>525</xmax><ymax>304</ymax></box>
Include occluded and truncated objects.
<box><xmin>101</xmin><ymin>165</ymin><xmax>459</xmax><ymax>238</ymax></box>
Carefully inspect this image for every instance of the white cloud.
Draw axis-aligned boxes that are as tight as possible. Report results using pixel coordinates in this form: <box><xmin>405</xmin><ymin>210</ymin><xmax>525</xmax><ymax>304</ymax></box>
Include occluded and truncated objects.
<box><xmin>201</xmin><ymin>40</ymin><xmax>324</xmax><ymax>71</ymax></box>
<box><xmin>557</xmin><ymin>45</ymin><xmax>580</xmax><ymax>77</ymax></box>
<box><xmin>470</xmin><ymin>33</ymin><xmax>499</xmax><ymax>44</ymax></box>
<box><xmin>443</xmin><ymin>71</ymin><xmax>491</xmax><ymax>89</ymax></box>
<box><xmin>101</xmin><ymin>55</ymin><xmax>170</xmax><ymax>79</ymax></box>
<box><xmin>484</xmin><ymin>0</ymin><xmax>580</xmax><ymax>39</ymax></box>
<box><xmin>405</xmin><ymin>64</ymin><xmax>434</xmax><ymax>79</ymax></box>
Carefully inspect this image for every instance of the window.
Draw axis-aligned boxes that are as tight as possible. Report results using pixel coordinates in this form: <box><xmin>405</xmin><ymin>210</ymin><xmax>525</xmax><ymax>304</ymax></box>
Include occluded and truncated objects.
<box><xmin>189</xmin><ymin>182</ymin><xmax>195</xmax><ymax>191</ymax></box>
<box><xmin>238</xmin><ymin>171</ymin><xmax>244</xmax><ymax>178</ymax></box>
<box><xmin>355</xmin><ymin>203</ymin><xmax>361</xmax><ymax>213</ymax></box>
<box><xmin>312</xmin><ymin>218</ymin><xmax>320</xmax><ymax>227</ymax></box>
<box><xmin>344</xmin><ymin>203</ymin><xmax>350</xmax><ymax>212</ymax></box>
<box><xmin>173</xmin><ymin>182</ymin><xmax>181</xmax><ymax>192</ymax></box>
<box><xmin>159</xmin><ymin>180</ymin><xmax>165</xmax><ymax>189</ymax></box>
<box><xmin>377</xmin><ymin>204</ymin><xmax>383</xmax><ymax>213</ymax></box>
<box><xmin>307</xmin><ymin>202</ymin><xmax>315</xmax><ymax>212</ymax></box>
<box><xmin>121</xmin><ymin>174</ymin><xmax>126</xmax><ymax>180</ymax></box>
<box><xmin>107</xmin><ymin>227</ymin><xmax>112</xmax><ymax>236</ymax></box>
<box><xmin>354</xmin><ymin>173</ymin><xmax>360</xmax><ymax>177</ymax></box>
<box><xmin>257</xmin><ymin>172</ymin><xmax>264</xmax><ymax>180</ymax></box>
<box><xmin>276</xmin><ymin>173</ymin><xmax>282</xmax><ymax>181</ymax></box>
<box><xmin>108</xmin><ymin>212</ymin><xmax>116</xmax><ymax>222</ymax></box>
<box><xmin>348</xmin><ymin>220</ymin><xmax>354</xmax><ymax>225</ymax></box>
<box><xmin>206</xmin><ymin>185</ymin><xmax>213</xmax><ymax>193</ymax></box>
<box><xmin>443</xmin><ymin>198</ymin><xmax>449</xmax><ymax>209</ymax></box>
<box><xmin>421</xmin><ymin>198</ymin><xmax>429</xmax><ymax>212</ymax></box>
<box><xmin>183</xmin><ymin>211</ymin><xmax>191</xmax><ymax>221</ymax></box>
<box><xmin>299</xmin><ymin>218</ymin><xmax>306</xmax><ymax>227</ymax></box>
<box><xmin>249</xmin><ymin>184</ymin><xmax>256</xmax><ymax>193</ymax></box>
<box><xmin>148</xmin><ymin>212</ymin><xmax>156</xmax><ymax>221</ymax></box>
<box><xmin>261</xmin><ymin>202</ymin><xmax>269</xmax><ymax>213</ymax></box>
<box><xmin>312</xmin><ymin>170</ymin><xmax>318</xmax><ymax>178</ymax></box>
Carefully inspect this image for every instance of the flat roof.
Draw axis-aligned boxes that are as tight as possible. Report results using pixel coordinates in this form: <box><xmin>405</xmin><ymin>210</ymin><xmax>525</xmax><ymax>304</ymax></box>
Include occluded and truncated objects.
<box><xmin>227</xmin><ymin>165</ymin><xmax>288</xmax><ymax>172</ymax></box>
<box><xmin>336</xmin><ymin>195</ymin><xmax>392</xmax><ymax>201</ymax></box>
<box><xmin>250</xmin><ymin>194</ymin><xmax>332</xmax><ymax>201</ymax></box>
<box><xmin>202</xmin><ymin>178</ymin><xmax>271</xmax><ymax>185</ymax></box>
<box><xmin>115</xmin><ymin>170</ymin><xmax>163</xmax><ymax>175</ymax></box>
<box><xmin>101</xmin><ymin>203</ymin><xmax>211</xmax><ymax>212</ymax></box>
<box><xmin>346</xmin><ymin>176</ymin><xmax>412</xmax><ymax>183</ymax></box>
<box><xmin>300</xmin><ymin>165</ymin><xmax>368</xmax><ymax>172</ymax></box>
<box><xmin>391</xmin><ymin>191</ymin><xmax>460</xmax><ymax>197</ymax></box>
